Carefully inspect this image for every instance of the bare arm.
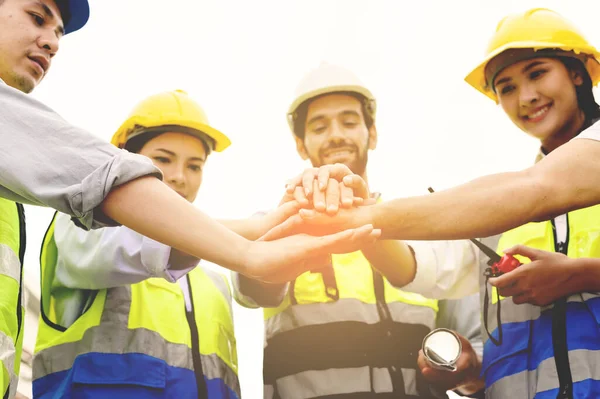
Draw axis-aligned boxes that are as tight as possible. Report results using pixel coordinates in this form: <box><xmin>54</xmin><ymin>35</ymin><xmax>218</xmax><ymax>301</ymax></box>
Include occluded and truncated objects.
<box><xmin>360</xmin><ymin>240</ymin><xmax>417</xmax><ymax>287</ymax></box>
<box><xmin>370</xmin><ymin>139</ymin><xmax>600</xmax><ymax>240</ymax></box>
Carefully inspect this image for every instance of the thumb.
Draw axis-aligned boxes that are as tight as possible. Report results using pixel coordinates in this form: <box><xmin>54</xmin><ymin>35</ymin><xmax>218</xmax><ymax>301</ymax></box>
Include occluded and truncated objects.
<box><xmin>342</xmin><ymin>174</ymin><xmax>370</xmax><ymax>199</ymax></box>
<box><xmin>503</xmin><ymin>244</ymin><xmax>545</xmax><ymax>261</ymax></box>
<box><xmin>273</xmin><ymin>200</ymin><xmax>302</xmax><ymax>222</ymax></box>
<box><xmin>259</xmin><ymin>214</ymin><xmax>302</xmax><ymax>241</ymax></box>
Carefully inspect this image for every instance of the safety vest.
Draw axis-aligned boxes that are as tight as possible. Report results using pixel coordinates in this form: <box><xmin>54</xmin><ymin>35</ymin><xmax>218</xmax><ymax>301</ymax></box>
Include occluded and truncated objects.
<box><xmin>0</xmin><ymin>199</ymin><xmax>26</xmax><ymax>399</ymax></box>
<box><xmin>33</xmin><ymin>215</ymin><xmax>240</xmax><ymax>399</ymax></box>
<box><xmin>263</xmin><ymin>249</ymin><xmax>439</xmax><ymax>398</ymax></box>
<box><xmin>478</xmin><ymin>205</ymin><xmax>600</xmax><ymax>398</ymax></box>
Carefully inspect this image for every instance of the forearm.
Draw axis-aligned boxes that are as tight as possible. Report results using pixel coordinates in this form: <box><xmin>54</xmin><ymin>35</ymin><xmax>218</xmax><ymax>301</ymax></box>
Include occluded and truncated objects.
<box><xmin>570</xmin><ymin>257</ymin><xmax>600</xmax><ymax>293</ymax></box>
<box><xmin>236</xmin><ymin>273</ymin><xmax>288</xmax><ymax>308</ymax></box>
<box><xmin>361</xmin><ymin>240</ymin><xmax>416</xmax><ymax>287</ymax></box>
<box><xmin>370</xmin><ymin>170</ymin><xmax>549</xmax><ymax>240</ymax></box>
<box><xmin>369</xmin><ymin>140</ymin><xmax>600</xmax><ymax>240</ymax></box>
<box><xmin>102</xmin><ymin>177</ymin><xmax>251</xmax><ymax>273</ymax></box>
<box><xmin>219</xmin><ymin>218</ymin><xmax>261</xmax><ymax>241</ymax></box>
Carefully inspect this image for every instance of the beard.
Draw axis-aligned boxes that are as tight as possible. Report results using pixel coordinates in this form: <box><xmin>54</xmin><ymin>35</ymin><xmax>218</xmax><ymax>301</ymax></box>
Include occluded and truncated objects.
<box><xmin>310</xmin><ymin>143</ymin><xmax>369</xmax><ymax>176</ymax></box>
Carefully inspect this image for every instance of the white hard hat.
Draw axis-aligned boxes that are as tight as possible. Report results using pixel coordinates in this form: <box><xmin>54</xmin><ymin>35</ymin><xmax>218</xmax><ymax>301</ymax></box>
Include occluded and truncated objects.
<box><xmin>287</xmin><ymin>63</ymin><xmax>377</xmax><ymax>134</ymax></box>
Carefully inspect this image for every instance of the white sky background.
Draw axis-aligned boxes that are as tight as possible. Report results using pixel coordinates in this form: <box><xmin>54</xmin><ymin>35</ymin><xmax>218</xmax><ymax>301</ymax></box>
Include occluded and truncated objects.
<box><xmin>20</xmin><ymin>1</ymin><xmax>600</xmax><ymax>397</ymax></box>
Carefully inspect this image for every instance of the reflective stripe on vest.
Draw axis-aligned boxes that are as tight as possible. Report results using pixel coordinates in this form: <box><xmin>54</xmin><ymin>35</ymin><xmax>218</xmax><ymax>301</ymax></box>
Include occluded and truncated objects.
<box><xmin>0</xmin><ymin>199</ymin><xmax>25</xmax><ymax>399</ymax></box>
<box><xmin>263</xmin><ymin>249</ymin><xmax>438</xmax><ymax>398</ymax></box>
<box><xmin>265</xmin><ymin>367</ymin><xmax>424</xmax><ymax>399</ymax></box>
<box><xmin>478</xmin><ymin>205</ymin><xmax>600</xmax><ymax>398</ymax></box>
<box><xmin>33</xmin><ymin>215</ymin><xmax>239</xmax><ymax>399</ymax></box>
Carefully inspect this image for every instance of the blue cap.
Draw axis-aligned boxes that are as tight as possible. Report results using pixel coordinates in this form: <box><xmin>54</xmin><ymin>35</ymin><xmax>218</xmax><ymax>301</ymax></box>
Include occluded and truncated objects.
<box><xmin>57</xmin><ymin>0</ymin><xmax>90</xmax><ymax>35</ymax></box>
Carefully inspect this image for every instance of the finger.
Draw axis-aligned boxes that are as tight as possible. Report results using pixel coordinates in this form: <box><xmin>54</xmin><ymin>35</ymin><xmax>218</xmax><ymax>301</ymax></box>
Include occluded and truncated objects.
<box><xmin>489</xmin><ymin>269</ymin><xmax>520</xmax><ymax>289</ymax></box>
<box><xmin>417</xmin><ymin>349</ymin><xmax>429</xmax><ymax>372</ymax></box>
<box><xmin>312</xmin><ymin>179</ymin><xmax>327</xmax><ymax>211</ymax></box>
<box><xmin>259</xmin><ymin>214</ymin><xmax>303</xmax><ymax>241</ymax></box>
<box><xmin>497</xmin><ymin>284</ymin><xmax>521</xmax><ymax>298</ymax></box>
<box><xmin>278</xmin><ymin>191</ymin><xmax>296</xmax><ymax>206</ymax></box>
<box><xmin>325</xmin><ymin>178</ymin><xmax>340</xmax><ymax>215</ymax></box>
<box><xmin>338</xmin><ymin>182</ymin><xmax>353</xmax><ymax>208</ymax></box>
<box><xmin>502</xmin><ymin>244</ymin><xmax>545</xmax><ymax>260</ymax></box>
<box><xmin>512</xmin><ymin>292</ymin><xmax>531</xmax><ymax>305</ymax></box>
<box><xmin>342</xmin><ymin>174</ymin><xmax>370</xmax><ymax>199</ymax></box>
<box><xmin>317</xmin><ymin>166</ymin><xmax>331</xmax><ymax>191</ymax></box>
<box><xmin>327</xmin><ymin>163</ymin><xmax>354</xmax><ymax>181</ymax></box>
<box><xmin>361</xmin><ymin>197</ymin><xmax>377</xmax><ymax>206</ymax></box>
<box><xmin>330</xmin><ymin>225</ymin><xmax>381</xmax><ymax>254</ymax></box>
<box><xmin>352</xmin><ymin>196</ymin><xmax>364</xmax><ymax>206</ymax></box>
<box><xmin>302</xmin><ymin>168</ymin><xmax>318</xmax><ymax>196</ymax></box>
<box><xmin>274</xmin><ymin>200</ymin><xmax>303</xmax><ymax>222</ymax></box>
<box><xmin>293</xmin><ymin>186</ymin><xmax>309</xmax><ymax>206</ymax></box>
<box><xmin>285</xmin><ymin>174</ymin><xmax>303</xmax><ymax>194</ymax></box>
<box><xmin>307</xmin><ymin>225</ymin><xmax>375</xmax><ymax>256</ymax></box>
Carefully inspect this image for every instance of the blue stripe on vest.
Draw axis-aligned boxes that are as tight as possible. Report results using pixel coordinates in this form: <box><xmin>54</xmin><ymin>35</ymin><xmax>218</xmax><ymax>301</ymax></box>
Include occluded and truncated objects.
<box><xmin>483</xmin><ymin>297</ymin><xmax>600</xmax><ymax>388</ymax></box>
<box><xmin>33</xmin><ymin>352</ymin><xmax>239</xmax><ymax>399</ymax></box>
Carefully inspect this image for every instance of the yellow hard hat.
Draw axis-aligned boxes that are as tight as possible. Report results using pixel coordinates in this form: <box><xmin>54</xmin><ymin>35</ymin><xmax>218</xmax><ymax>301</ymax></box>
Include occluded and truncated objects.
<box><xmin>287</xmin><ymin>63</ymin><xmax>376</xmax><ymax>133</ymax></box>
<box><xmin>111</xmin><ymin>90</ymin><xmax>231</xmax><ymax>152</ymax></box>
<box><xmin>465</xmin><ymin>8</ymin><xmax>600</xmax><ymax>102</ymax></box>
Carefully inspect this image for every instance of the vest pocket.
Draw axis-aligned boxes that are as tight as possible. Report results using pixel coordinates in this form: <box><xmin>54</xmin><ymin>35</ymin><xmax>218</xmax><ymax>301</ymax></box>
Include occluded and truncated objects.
<box><xmin>481</xmin><ymin>319</ymin><xmax>531</xmax><ymax>389</ymax></box>
<box><xmin>71</xmin><ymin>352</ymin><xmax>166</xmax><ymax>397</ymax></box>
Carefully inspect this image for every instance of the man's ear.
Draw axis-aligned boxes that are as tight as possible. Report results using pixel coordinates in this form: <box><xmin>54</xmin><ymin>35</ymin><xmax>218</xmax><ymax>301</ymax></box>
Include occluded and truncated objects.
<box><xmin>368</xmin><ymin>124</ymin><xmax>378</xmax><ymax>150</ymax></box>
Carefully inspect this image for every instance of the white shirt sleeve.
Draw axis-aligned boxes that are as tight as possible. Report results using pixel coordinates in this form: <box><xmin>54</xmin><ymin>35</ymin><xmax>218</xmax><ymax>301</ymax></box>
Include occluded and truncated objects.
<box><xmin>52</xmin><ymin>212</ymin><xmax>197</xmax><ymax>290</ymax></box>
<box><xmin>574</xmin><ymin>121</ymin><xmax>600</xmax><ymax>141</ymax></box>
<box><xmin>400</xmin><ymin>240</ymin><xmax>480</xmax><ymax>299</ymax></box>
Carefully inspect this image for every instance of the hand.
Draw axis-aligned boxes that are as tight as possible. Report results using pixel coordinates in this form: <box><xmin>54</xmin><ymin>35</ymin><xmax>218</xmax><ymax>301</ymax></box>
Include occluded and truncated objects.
<box><xmin>284</xmin><ymin>164</ymin><xmax>372</xmax><ymax>211</ymax></box>
<box><xmin>418</xmin><ymin>333</ymin><xmax>483</xmax><ymax>394</ymax></box>
<box><xmin>489</xmin><ymin>245</ymin><xmax>580</xmax><ymax>306</ymax></box>
<box><xmin>243</xmin><ymin>224</ymin><xmax>381</xmax><ymax>283</ymax></box>
<box><xmin>260</xmin><ymin>205</ymin><xmax>374</xmax><ymax>241</ymax></box>
<box><xmin>253</xmin><ymin>200</ymin><xmax>306</xmax><ymax>238</ymax></box>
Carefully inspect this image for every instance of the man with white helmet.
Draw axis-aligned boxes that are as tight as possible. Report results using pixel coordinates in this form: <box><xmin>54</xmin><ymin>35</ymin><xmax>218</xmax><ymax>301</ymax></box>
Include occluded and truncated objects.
<box><xmin>233</xmin><ymin>64</ymin><xmax>483</xmax><ymax>398</ymax></box>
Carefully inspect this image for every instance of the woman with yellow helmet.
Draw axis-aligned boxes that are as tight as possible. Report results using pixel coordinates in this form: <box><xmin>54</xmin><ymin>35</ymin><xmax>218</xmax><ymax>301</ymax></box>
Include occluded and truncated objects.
<box><xmin>460</xmin><ymin>8</ymin><xmax>600</xmax><ymax>399</ymax></box>
<box><xmin>33</xmin><ymin>90</ymin><xmax>244</xmax><ymax>399</ymax></box>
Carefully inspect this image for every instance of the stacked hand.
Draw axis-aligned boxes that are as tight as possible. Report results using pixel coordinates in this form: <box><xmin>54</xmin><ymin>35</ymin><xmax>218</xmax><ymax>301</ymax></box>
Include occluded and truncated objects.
<box><xmin>261</xmin><ymin>164</ymin><xmax>375</xmax><ymax>241</ymax></box>
<box><xmin>246</xmin><ymin>164</ymin><xmax>379</xmax><ymax>283</ymax></box>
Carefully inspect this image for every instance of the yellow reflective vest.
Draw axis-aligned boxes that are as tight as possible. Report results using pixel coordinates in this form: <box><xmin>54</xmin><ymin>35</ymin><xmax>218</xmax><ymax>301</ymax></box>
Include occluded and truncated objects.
<box><xmin>0</xmin><ymin>199</ymin><xmax>26</xmax><ymax>399</ymax></box>
<box><xmin>263</xmin><ymin>247</ymin><xmax>439</xmax><ymax>398</ymax></box>
<box><xmin>33</xmin><ymin>215</ymin><xmax>240</xmax><ymax>399</ymax></box>
<box><xmin>479</xmin><ymin>204</ymin><xmax>600</xmax><ymax>398</ymax></box>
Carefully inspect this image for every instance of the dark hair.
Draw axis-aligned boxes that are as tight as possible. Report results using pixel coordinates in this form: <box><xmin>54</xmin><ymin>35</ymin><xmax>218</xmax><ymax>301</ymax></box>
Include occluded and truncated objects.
<box><xmin>292</xmin><ymin>91</ymin><xmax>375</xmax><ymax>139</ymax></box>
<box><xmin>123</xmin><ymin>126</ymin><xmax>212</xmax><ymax>155</ymax></box>
<box><xmin>560</xmin><ymin>57</ymin><xmax>600</xmax><ymax>122</ymax></box>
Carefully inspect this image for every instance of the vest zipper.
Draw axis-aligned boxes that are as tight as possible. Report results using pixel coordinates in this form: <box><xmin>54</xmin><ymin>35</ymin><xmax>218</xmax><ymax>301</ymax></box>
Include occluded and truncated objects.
<box><xmin>184</xmin><ymin>273</ymin><xmax>209</xmax><ymax>399</ymax></box>
<box><xmin>551</xmin><ymin>215</ymin><xmax>573</xmax><ymax>399</ymax></box>
<box><xmin>15</xmin><ymin>204</ymin><xmax>26</xmax><ymax>349</ymax></box>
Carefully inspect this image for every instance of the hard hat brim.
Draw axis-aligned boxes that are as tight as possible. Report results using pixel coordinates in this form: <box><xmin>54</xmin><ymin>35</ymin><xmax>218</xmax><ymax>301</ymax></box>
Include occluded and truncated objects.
<box><xmin>286</xmin><ymin>85</ymin><xmax>376</xmax><ymax>132</ymax></box>
<box><xmin>465</xmin><ymin>41</ymin><xmax>600</xmax><ymax>103</ymax></box>
<box><xmin>113</xmin><ymin>117</ymin><xmax>231</xmax><ymax>152</ymax></box>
